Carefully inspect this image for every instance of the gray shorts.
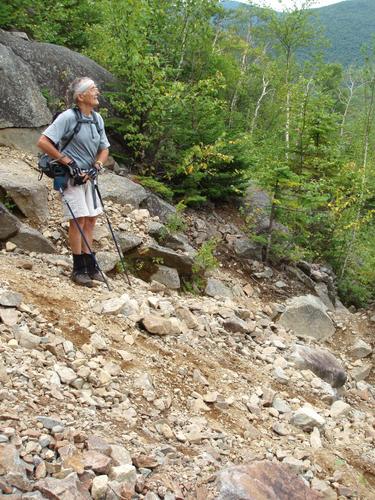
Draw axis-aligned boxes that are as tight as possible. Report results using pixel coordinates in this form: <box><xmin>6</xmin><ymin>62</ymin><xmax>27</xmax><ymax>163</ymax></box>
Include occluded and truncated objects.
<box><xmin>62</xmin><ymin>179</ymin><xmax>103</xmax><ymax>220</ymax></box>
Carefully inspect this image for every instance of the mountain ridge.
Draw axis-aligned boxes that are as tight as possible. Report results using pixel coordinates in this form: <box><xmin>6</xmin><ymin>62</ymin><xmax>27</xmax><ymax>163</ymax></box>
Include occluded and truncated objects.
<box><xmin>221</xmin><ymin>0</ymin><xmax>375</xmax><ymax>66</ymax></box>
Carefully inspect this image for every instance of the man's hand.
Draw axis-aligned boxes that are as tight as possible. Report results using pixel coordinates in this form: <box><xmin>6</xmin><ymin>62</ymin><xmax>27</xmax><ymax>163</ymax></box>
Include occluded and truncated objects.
<box><xmin>87</xmin><ymin>166</ymin><xmax>98</xmax><ymax>180</ymax></box>
<box><xmin>66</xmin><ymin>160</ymin><xmax>82</xmax><ymax>178</ymax></box>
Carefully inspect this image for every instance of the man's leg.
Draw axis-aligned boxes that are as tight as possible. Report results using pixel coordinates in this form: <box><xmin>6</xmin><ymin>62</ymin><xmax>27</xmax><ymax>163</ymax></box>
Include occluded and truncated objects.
<box><xmin>69</xmin><ymin>217</ymin><xmax>85</xmax><ymax>254</ymax></box>
<box><xmin>69</xmin><ymin>217</ymin><xmax>93</xmax><ymax>287</ymax></box>
<box><xmin>82</xmin><ymin>216</ymin><xmax>105</xmax><ymax>282</ymax></box>
<box><xmin>81</xmin><ymin>216</ymin><xmax>97</xmax><ymax>253</ymax></box>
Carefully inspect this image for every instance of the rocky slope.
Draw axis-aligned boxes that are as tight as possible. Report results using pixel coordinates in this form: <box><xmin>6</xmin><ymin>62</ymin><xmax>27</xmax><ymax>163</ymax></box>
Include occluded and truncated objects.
<box><xmin>0</xmin><ymin>146</ymin><xmax>374</xmax><ymax>499</ymax></box>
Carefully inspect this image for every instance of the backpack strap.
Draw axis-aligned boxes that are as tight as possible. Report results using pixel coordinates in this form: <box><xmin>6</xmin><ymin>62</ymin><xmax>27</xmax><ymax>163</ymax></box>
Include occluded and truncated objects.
<box><xmin>59</xmin><ymin>108</ymin><xmax>102</xmax><ymax>152</ymax></box>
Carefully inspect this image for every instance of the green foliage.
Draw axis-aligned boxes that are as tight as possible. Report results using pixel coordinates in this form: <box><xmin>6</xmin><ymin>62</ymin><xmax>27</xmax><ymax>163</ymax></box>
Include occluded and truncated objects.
<box><xmin>134</xmin><ymin>176</ymin><xmax>174</xmax><ymax>201</ymax></box>
<box><xmin>164</xmin><ymin>202</ymin><xmax>187</xmax><ymax>234</ymax></box>
<box><xmin>183</xmin><ymin>238</ymin><xmax>219</xmax><ymax>295</ymax></box>
<box><xmin>0</xmin><ymin>0</ymin><xmax>100</xmax><ymax>50</ymax></box>
<box><xmin>192</xmin><ymin>238</ymin><xmax>219</xmax><ymax>276</ymax></box>
<box><xmin>0</xmin><ymin>191</ymin><xmax>16</xmax><ymax>212</ymax></box>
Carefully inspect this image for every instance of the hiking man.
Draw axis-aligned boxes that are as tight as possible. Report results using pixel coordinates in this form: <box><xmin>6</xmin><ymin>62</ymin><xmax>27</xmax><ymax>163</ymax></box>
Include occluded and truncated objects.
<box><xmin>37</xmin><ymin>77</ymin><xmax>110</xmax><ymax>287</ymax></box>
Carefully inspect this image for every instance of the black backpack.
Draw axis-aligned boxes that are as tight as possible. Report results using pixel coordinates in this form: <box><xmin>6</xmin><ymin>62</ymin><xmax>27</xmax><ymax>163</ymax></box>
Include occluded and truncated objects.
<box><xmin>37</xmin><ymin>107</ymin><xmax>102</xmax><ymax>180</ymax></box>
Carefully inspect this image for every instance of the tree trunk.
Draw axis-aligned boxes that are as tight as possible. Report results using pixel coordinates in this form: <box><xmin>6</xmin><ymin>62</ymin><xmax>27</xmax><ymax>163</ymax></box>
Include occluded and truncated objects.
<box><xmin>340</xmin><ymin>75</ymin><xmax>375</xmax><ymax>279</ymax></box>
<box><xmin>250</xmin><ymin>75</ymin><xmax>271</xmax><ymax>134</ymax></box>
<box><xmin>229</xmin><ymin>20</ymin><xmax>252</xmax><ymax>127</ymax></box>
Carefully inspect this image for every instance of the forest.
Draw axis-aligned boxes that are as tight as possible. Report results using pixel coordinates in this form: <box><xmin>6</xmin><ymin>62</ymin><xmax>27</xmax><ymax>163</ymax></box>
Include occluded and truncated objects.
<box><xmin>1</xmin><ymin>0</ymin><xmax>375</xmax><ymax>307</ymax></box>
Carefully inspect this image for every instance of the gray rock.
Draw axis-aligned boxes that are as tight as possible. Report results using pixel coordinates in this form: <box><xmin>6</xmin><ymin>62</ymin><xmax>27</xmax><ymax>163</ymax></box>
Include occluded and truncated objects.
<box><xmin>241</xmin><ymin>183</ymin><xmax>272</xmax><ymax>234</ymax></box>
<box><xmin>156</xmin><ymin>231</ymin><xmax>196</xmax><ymax>257</ymax></box>
<box><xmin>272</xmin><ymin>397</ymin><xmax>291</xmax><ymax>414</ymax></box>
<box><xmin>314</xmin><ymin>282</ymin><xmax>335</xmax><ymax>311</ymax></box>
<box><xmin>0</xmin><ymin>291</ymin><xmax>23</xmax><ymax>307</ymax></box>
<box><xmin>127</xmin><ymin>242</ymin><xmax>194</xmax><ymax>278</ymax></box>
<box><xmin>36</xmin><ymin>416</ymin><xmax>64</xmax><ymax>430</ymax></box>
<box><xmin>99</xmin><ymin>171</ymin><xmax>148</xmax><ymax>208</ymax></box>
<box><xmin>0</xmin><ymin>43</ymin><xmax>51</xmax><ymax>128</ymax></box>
<box><xmin>350</xmin><ymin>339</ymin><xmax>372</xmax><ymax>359</ymax></box>
<box><xmin>10</xmin><ymin>224</ymin><xmax>57</xmax><ymax>253</ymax></box>
<box><xmin>14</xmin><ymin>324</ymin><xmax>42</xmax><ymax>349</ymax></box>
<box><xmin>291</xmin><ymin>345</ymin><xmax>347</xmax><ymax>388</ymax></box>
<box><xmin>290</xmin><ymin>406</ymin><xmax>325</xmax><ymax>431</ymax></box>
<box><xmin>92</xmin><ymin>475</ymin><xmax>108</xmax><ymax>499</ymax></box>
<box><xmin>205</xmin><ymin>278</ymin><xmax>233</xmax><ymax>299</ymax></box>
<box><xmin>54</xmin><ymin>363</ymin><xmax>77</xmax><ymax>385</ymax></box>
<box><xmin>0</xmin><ymin>28</ymin><xmax>114</xmax><ymax>128</ymax></box>
<box><xmin>278</xmin><ymin>295</ymin><xmax>335</xmax><ymax>341</ymax></box>
<box><xmin>223</xmin><ymin>316</ymin><xmax>250</xmax><ymax>334</ymax></box>
<box><xmin>147</xmin><ymin>221</ymin><xmax>164</xmax><ymax>236</ymax></box>
<box><xmin>150</xmin><ymin>265</ymin><xmax>181</xmax><ymax>290</ymax></box>
<box><xmin>98</xmin><ymin>294</ymin><xmax>138</xmax><ymax>317</ymax></box>
<box><xmin>142</xmin><ymin>314</ymin><xmax>182</xmax><ymax>335</ymax></box>
<box><xmin>330</xmin><ymin>400</ymin><xmax>351</xmax><ymax>418</ymax></box>
<box><xmin>233</xmin><ymin>238</ymin><xmax>263</xmax><ymax>261</ymax></box>
<box><xmin>351</xmin><ymin>363</ymin><xmax>372</xmax><ymax>382</ymax></box>
<box><xmin>140</xmin><ymin>193</ymin><xmax>176</xmax><ymax>223</ymax></box>
<box><xmin>96</xmin><ymin>251</ymin><xmax>118</xmax><ymax>273</ymax></box>
<box><xmin>116</xmin><ymin>233</ymin><xmax>143</xmax><ymax>253</ymax></box>
<box><xmin>0</xmin><ymin>203</ymin><xmax>20</xmax><ymax>240</ymax></box>
<box><xmin>0</xmin><ymin>158</ymin><xmax>49</xmax><ymax>221</ymax></box>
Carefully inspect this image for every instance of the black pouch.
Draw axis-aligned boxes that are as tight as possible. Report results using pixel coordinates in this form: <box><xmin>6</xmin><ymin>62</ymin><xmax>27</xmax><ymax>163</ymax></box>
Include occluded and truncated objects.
<box><xmin>37</xmin><ymin>154</ymin><xmax>67</xmax><ymax>179</ymax></box>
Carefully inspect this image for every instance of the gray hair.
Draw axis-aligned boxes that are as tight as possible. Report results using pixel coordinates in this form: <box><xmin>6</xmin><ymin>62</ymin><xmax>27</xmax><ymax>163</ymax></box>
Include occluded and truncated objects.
<box><xmin>65</xmin><ymin>77</ymin><xmax>96</xmax><ymax>106</ymax></box>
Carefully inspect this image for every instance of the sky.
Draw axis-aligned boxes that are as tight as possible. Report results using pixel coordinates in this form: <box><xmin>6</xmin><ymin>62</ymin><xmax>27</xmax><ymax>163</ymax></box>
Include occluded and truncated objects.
<box><xmin>236</xmin><ymin>0</ymin><xmax>345</xmax><ymax>11</ymax></box>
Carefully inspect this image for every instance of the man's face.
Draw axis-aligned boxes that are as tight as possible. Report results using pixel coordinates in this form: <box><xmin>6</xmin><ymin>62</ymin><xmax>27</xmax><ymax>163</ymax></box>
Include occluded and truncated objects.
<box><xmin>79</xmin><ymin>84</ymin><xmax>100</xmax><ymax>107</ymax></box>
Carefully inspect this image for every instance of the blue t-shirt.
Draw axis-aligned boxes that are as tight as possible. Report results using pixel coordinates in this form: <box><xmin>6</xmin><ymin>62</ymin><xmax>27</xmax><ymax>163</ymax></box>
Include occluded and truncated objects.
<box><xmin>42</xmin><ymin>109</ymin><xmax>110</xmax><ymax>169</ymax></box>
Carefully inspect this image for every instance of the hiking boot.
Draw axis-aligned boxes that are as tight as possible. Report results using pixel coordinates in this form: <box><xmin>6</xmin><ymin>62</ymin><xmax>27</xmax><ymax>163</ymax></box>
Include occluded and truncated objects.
<box><xmin>71</xmin><ymin>253</ymin><xmax>94</xmax><ymax>288</ymax></box>
<box><xmin>71</xmin><ymin>271</ymin><xmax>94</xmax><ymax>287</ymax></box>
<box><xmin>83</xmin><ymin>252</ymin><xmax>107</xmax><ymax>283</ymax></box>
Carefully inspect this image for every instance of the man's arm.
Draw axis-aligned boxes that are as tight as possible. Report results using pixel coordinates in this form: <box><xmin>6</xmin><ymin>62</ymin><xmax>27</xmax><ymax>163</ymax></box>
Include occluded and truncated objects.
<box><xmin>94</xmin><ymin>148</ymin><xmax>109</xmax><ymax>170</ymax></box>
<box><xmin>36</xmin><ymin>136</ymin><xmax>72</xmax><ymax>166</ymax></box>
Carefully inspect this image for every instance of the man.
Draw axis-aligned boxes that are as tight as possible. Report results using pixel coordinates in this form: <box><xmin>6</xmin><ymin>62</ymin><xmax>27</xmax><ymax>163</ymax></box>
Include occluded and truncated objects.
<box><xmin>37</xmin><ymin>77</ymin><xmax>110</xmax><ymax>287</ymax></box>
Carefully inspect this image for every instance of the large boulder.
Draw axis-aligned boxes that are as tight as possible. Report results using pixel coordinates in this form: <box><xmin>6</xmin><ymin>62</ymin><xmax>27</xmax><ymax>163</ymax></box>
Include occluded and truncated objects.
<box><xmin>150</xmin><ymin>265</ymin><xmax>181</xmax><ymax>290</ymax></box>
<box><xmin>241</xmin><ymin>182</ymin><xmax>289</xmax><ymax>237</ymax></box>
<box><xmin>216</xmin><ymin>460</ymin><xmax>321</xmax><ymax>499</ymax></box>
<box><xmin>153</xmin><ymin>230</ymin><xmax>196</xmax><ymax>257</ymax></box>
<box><xmin>10</xmin><ymin>224</ymin><xmax>57</xmax><ymax>253</ymax></box>
<box><xmin>278</xmin><ymin>295</ymin><xmax>335</xmax><ymax>341</ymax></box>
<box><xmin>233</xmin><ymin>237</ymin><xmax>263</xmax><ymax>261</ymax></box>
<box><xmin>98</xmin><ymin>172</ymin><xmax>148</xmax><ymax>208</ymax></box>
<box><xmin>140</xmin><ymin>193</ymin><xmax>176</xmax><ymax>223</ymax></box>
<box><xmin>0</xmin><ymin>43</ymin><xmax>51</xmax><ymax>128</ymax></box>
<box><xmin>0</xmin><ymin>157</ymin><xmax>49</xmax><ymax>222</ymax></box>
<box><xmin>126</xmin><ymin>242</ymin><xmax>194</xmax><ymax>278</ymax></box>
<box><xmin>0</xmin><ymin>29</ymin><xmax>115</xmax><ymax>129</ymax></box>
<box><xmin>291</xmin><ymin>345</ymin><xmax>347</xmax><ymax>388</ymax></box>
<box><xmin>241</xmin><ymin>183</ymin><xmax>271</xmax><ymax>234</ymax></box>
<box><xmin>0</xmin><ymin>203</ymin><xmax>20</xmax><ymax>240</ymax></box>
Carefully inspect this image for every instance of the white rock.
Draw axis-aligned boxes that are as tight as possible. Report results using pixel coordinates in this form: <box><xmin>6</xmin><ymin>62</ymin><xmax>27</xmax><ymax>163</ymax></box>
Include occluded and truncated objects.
<box><xmin>330</xmin><ymin>400</ymin><xmax>351</xmax><ymax>419</ymax></box>
<box><xmin>92</xmin><ymin>474</ymin><xmax>109</xmax><ymax>499</ymax></box>
<box><xmin>110</xmin><ymin>464</ymin><xmax>137</xmax><ymax>483</ymax></box>
<box><xmin>290</xmin><ymin>406</ymin><xmax>326</xmax><ymax>430</ymax></box>
<box><xmin>310</xmin><ymin>427</ymin><xmax>322</xmax><ymax>449</ymax></box>
<box><xmin>350</xmin><ymin>339</ymin><xmax>372</xmax><ymax>359</ymax></box>
<box><xmin>54</xmin><ymin>364</ymin><xmax>77</xmax><ymax>385</ymax></box>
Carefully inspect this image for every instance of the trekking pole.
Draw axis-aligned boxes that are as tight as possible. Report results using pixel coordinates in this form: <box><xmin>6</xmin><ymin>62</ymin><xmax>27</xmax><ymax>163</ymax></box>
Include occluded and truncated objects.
<box><xmin>93</xmin><ymin>181</ymin><xmax>132</xmax><ymax>288</ymax></box>
<box><xmin>59</xmin><ymin>187</ymin><xmax>111</xmax><ymax>291</ymax></box>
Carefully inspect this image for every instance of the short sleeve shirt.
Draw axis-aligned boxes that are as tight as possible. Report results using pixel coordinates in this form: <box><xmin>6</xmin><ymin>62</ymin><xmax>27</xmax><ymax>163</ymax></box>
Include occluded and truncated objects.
<box><xmin>42</xmin><ymin>109</ymin><xmax>110</xmax><ymax>169</ymax></box>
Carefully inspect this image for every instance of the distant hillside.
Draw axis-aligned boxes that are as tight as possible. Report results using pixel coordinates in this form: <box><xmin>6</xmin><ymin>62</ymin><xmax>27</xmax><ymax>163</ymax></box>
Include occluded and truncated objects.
<box><xmin>220</xmin><ymin>0</ymin><xmax>375</xmax><ymax>66</ymax></box>
<box><xmin>314</xmin><ymin>0</ymin><xmax>375</xmax><ymax>66</ymax></box>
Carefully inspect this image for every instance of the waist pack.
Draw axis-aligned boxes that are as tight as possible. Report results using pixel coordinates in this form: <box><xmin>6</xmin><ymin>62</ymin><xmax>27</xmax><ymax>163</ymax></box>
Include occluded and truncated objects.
<box><xmin>37</xmin><ymin>155</ymin><xmax>66</xmax><ymax>179</ymax></box>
